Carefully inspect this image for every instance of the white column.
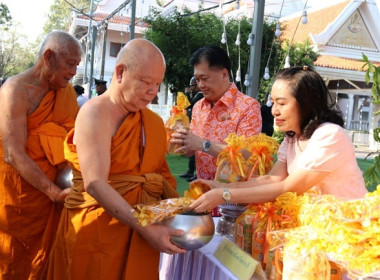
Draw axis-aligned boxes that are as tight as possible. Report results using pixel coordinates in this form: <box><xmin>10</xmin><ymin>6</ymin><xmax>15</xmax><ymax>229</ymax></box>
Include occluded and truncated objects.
<box><xmin>347</xmin><ymin>94</ymin><xmax>354</xmax><ymax>129</ymax></box>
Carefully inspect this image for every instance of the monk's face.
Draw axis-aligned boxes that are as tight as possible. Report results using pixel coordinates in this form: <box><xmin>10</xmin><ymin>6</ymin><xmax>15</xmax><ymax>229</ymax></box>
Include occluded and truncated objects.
<box><xmin>121</xmin><ymin>60</ymin><xmax>165</xmax><ymax>112</ymax></box>
<box><xmin>47</xmin><ymin>45</ymin><xmax>81</xmax><ymax>89</ymax></box>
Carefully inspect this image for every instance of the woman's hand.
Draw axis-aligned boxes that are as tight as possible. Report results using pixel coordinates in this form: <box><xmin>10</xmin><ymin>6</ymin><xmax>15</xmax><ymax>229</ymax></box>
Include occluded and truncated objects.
<box><xmin>188</xmin><ymin>188</ymin><xmax>224</xmax><ymax>213</ymax></box>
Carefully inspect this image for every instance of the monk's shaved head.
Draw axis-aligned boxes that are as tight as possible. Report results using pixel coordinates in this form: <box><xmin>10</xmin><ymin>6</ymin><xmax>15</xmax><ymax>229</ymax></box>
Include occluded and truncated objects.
<box><xmin>39</xmin><ymin>31</ymin><xmax>82</xmax><ymax>58</ymax></box>
<box><xmin>116</xmin><ymin>39</ymin><xmax>165</xmax><ymax>73</ymax></box>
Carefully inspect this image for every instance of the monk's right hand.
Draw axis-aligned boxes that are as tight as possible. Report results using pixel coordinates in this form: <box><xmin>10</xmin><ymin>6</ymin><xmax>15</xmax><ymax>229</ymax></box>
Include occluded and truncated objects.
<box><xmin>141</xmin><ymin>224</ymin><xmax>187</xmax><ymax>255</ymax></box>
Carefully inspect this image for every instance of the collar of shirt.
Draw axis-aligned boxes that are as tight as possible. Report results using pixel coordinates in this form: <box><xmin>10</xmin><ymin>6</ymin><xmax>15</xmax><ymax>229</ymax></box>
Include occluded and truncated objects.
<box><xmin>200</xmin><ymin>83</ymin><xmax>239</xmax><ymax>110</ymax></box>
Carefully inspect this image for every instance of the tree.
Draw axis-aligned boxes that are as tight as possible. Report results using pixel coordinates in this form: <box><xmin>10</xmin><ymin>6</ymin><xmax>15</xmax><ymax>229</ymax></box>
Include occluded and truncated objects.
<box><xmin>361</xmin><ymin>54</ymin><xmax>380</xmax><ymax>191</ymax></box>
<box><xmin>0</xmin><ymin>26</ymin><xmax>38</xmax><ymax>79</ymax></box>
<box><xmin>43</xmin><ymin>0</ymin><xmax>91</xmax><ymax>34</ymax></box>
<box><xmin>282</xmin><ymin>40</ymin><xmax>319</xmax><ymax>69</ymax></box>
<box><xmin>145</xmin><ymin>8</ymin><xmax>318</xmax><ymax>103</ymax></box>
<box><xmin>0</xmin><ymin>3</ymin><xmax>12</xmax><ymax>30</ymax></box>
<box><xmin>145</xmin><ymin>9</ymin><xmax>223</xmax><ymax>92</ymax></box>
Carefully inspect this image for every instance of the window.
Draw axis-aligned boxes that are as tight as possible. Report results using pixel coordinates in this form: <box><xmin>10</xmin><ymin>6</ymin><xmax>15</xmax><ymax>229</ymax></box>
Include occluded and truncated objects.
<box><xmin>110</xmin><ymin>42</ymin><xmax>124</xmax><ymax>57</ymax></box>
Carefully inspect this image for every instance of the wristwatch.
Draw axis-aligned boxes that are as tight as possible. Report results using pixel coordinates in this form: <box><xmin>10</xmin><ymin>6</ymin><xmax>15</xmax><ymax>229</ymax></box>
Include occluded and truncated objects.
<box><xmin>222</xmin><ymin>188</ymin><xmax>231</xmax><ymax>203</ymax></box>
<box><xmin>202</xmin><ymin>140</ymin><xmax>211</xmax><ymax>152</ymax></box>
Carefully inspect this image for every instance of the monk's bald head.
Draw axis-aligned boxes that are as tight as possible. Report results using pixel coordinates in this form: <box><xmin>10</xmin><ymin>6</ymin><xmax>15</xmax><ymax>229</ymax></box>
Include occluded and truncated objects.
<box><xmin>116</xmin><ymin>39</ymin><xmax>165</xmax><ymax>73</ymax></box>
<box><xmin>39</xmin><ymin>31</ymin><xmax>82</xmax><ymax>58</ymax></box>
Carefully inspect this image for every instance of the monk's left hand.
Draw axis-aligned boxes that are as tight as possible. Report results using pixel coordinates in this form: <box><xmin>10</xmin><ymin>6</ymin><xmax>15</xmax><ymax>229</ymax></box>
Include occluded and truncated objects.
<box><xmin>188</xmin><ymin>189</ymin><xmax>224</xmax><ymax>213</ymax></box>
<box><xmin>141</xmin><ymin>224</ymin><xmax>187</xmax><ymax>255</ymax></box>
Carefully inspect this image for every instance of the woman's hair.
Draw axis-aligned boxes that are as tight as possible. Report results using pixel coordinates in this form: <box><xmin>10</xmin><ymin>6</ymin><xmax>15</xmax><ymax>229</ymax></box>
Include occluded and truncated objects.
<box><xmin>274</xmin><ymin>66</ymin><xmax>344</xmax><ymax>139</ymax></box>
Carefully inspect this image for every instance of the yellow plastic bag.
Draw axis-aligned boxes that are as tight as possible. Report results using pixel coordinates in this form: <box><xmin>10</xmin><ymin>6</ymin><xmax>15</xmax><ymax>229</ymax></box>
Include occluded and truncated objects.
<box><xmin>234</xmin><ymin>204</ymin><xmax>259</xmax><ymax>254</ymax></box>
<box><xmin>215</xmin><ymin>133</ymin><xmax>247</xmax><ymax>183</ymax></box>
<box><xmin>165</xmin><ymin>92</ymin><xmax>190</xmax><ymax>154</ymax></box>
<box><xmin>244</xmin><ymin>134</ymin><xmax>279</xmax><ymax>179</ymax></box>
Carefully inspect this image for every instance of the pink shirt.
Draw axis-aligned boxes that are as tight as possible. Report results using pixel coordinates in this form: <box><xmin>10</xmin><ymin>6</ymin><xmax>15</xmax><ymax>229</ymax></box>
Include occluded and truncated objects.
<box><xmin>277</xmin><ymin>123</ymin><xmax>367</xmax><ymax>199</ymax></box>
<box><xmin>190</xmin><ymin>83</ymin><xmax>262</xmax><ymax>180</ymax></box>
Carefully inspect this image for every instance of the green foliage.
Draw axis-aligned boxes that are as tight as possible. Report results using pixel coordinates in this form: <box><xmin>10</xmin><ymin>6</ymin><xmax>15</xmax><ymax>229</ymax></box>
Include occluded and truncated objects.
<box><xmin>145</xmin><ymin>8</ymin><xmax>283</xmax><ymax>99</ymax></box>
<box><xmin>361</xmin><ymin>53</ymin><xmax>380</xmax><ymax>191</ymax></box>
<box><xmin>145</xmin><ymin>8</ymin><xmax>223</xmax><ymax>92</ymax></box>
<box><xmin>0</xmin><ymin>27</ymin><xmax>38</xmax><ymax>78</ymax></box>
<box><xmin>43</xmin><ymin>0</ymin><xmax>91</xmax><ymax>34</ymax></box>
<box><xmin>282</xmin><ymin>39</ymin><xmax>319</xmax><ymax>69</ymax></box>
<box><xmin>272</xmin><ymin>129</ymin><xmax>285</xmax><ymax>145</ymax></box>
<box><xmin>362</xmin><ymin>53</ymin><xmax>380</xmax><ymax>106</ymax></box>
<box><xmin>0</xmin><ymin>3</ymin><xmax>12</xmax><ymax>30</ymax></box>
<box><xmin>364</xmin><ymin>156</ymin><xmax>380</xmax><ymax>192</ymax></box>
<box><xmin>145</xmin><ymin>8</ymin><xmax>318</xmax><ymax>104</ymax></box>
<box><xmin>259</xmin><ymin>39</ymin><xmax>319</xmax><ymax>102</ymax></box>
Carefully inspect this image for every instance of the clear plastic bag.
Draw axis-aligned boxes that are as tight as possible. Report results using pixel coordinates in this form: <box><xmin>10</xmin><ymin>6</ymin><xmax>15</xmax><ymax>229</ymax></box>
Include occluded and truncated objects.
<box><xmin>165</xmin><ymin>92</ymin><xmax>191</xmax><ymax>155</ymax></box>
<box><xmin>215</xmin><ymin>133</ymin><xmax>247</xmax><ymax>183</ymax></box>
<box><xmin>133</xmin><ymin>197</ymin><xmax>193</xmax><ymax>226</ymax></box>
<box><xmin>266</xmin><ymin>189</ymin><xmax>380</xmax><ymax>279</ymax></box>
<box><xmin>166</xmin><ymin>120</ymin><xmax>189</xmax><ymax>155</ymax></box>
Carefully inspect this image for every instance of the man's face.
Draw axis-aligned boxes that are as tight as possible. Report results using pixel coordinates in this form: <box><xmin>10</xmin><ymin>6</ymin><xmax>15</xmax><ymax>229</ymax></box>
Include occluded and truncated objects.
<box><xmin>96</xmin><ymin>84</ymin><xmax>107</xmax><ymax>95</ymax></box>
<box><xmin>121</xmin><ymin>61</ymin><xmax>165</xmax><ymax>112</ymax></box>
<box><xmin>193</xmin><ymin>60</ymin><xmax>229</xmax><ymax>104</ymax></box>
<box><xmin>48</xmin><ymin>45</ymin><xmax>81</xmax><ymax>89</ymax></box>
<box><xmin>189</xmin><ymin>84</ymin><xmax>199</xmax><ymax>93</ymax></box>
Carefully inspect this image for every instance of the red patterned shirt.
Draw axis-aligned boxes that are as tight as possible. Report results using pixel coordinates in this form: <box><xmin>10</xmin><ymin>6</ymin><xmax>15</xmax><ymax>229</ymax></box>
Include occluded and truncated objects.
<box><xmin>190</xmin><ymin>83</ymin><xmax>262</xmax><ymax>180</ymax></box>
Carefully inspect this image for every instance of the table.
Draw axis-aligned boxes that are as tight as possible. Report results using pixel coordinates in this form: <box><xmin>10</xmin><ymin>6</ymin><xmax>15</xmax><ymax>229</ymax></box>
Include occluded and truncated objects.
<box><xmin>159</xmin><ymin>217</ymin><xmax>263</xmax><ymax>280</ymax></box>
<box><xmin>158</xmin><ymin>220</ymin><xmax>370</xmax><ymax>280</ymax></box>
<box><xmin>159</xmin><ymin>234</ymin><xmax>240</xmax><ymax>280</ymax></box>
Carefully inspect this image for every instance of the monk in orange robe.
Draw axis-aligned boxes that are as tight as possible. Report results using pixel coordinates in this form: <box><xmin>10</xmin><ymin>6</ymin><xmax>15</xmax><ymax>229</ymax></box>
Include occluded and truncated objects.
<box><xmin>0</xmin><ymin>31</ymin><xmax>81</xmax><ymax>280</ymax></box>
<box><xmin>47</xmin><ymin>39</ymin><xmax>186</xmax><ymax>280</ymax></box>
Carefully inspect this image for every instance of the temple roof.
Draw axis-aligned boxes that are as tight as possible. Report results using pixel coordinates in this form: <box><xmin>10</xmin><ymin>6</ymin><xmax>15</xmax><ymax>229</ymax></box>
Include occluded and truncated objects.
<box><xmin>280</xmin><ymin>0</ymin><xmax>380</xmax><ymax>72</ymax></box>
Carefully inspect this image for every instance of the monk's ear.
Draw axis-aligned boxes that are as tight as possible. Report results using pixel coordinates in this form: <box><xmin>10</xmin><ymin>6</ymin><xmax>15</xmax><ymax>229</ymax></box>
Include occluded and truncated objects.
<box><xmin>43</xmin><ymin>49</ymin><xmax>55</xmax><ymax>66</ymax></box>
<box><xmin>115</xmin><ymin>64</ymin><xmax>126</xmax><ymax>83</ymax></box>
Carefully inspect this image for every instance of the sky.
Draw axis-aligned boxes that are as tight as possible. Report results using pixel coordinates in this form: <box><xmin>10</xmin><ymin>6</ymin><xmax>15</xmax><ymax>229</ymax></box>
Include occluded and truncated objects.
<box><xmin>1</xmin><ymin>0</ymin><xmax>55</xmax><ymax>43</ymax></box>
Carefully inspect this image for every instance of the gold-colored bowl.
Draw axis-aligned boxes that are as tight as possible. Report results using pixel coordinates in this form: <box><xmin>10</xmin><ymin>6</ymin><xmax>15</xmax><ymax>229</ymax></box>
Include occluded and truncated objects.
<box><xmin>162</xmin><ymin>211</ymin><xmax>215</xmax><ymax>251</ymax></box>
<box><xmin>55</xmin><ymin>165</ymin><xmax>73</xmax><ymax>189</ymax></box>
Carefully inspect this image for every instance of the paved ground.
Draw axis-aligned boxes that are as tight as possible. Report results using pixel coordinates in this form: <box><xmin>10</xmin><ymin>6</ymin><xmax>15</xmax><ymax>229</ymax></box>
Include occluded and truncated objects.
<box><xmin>355</xmin><ymin>146</ymin><xmax>377</xmax><ymax>159</ymax></box>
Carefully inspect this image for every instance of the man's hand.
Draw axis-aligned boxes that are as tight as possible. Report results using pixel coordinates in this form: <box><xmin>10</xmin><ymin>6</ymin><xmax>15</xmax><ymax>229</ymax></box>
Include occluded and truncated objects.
<box><xmin>141</xmin><ymin>224</ymin><xmax>187</xmax><ymax>254</ymax></box>
<box><xmin>170</xmin><ymin>129</ymin><xmax>203</xmax><ymax>155</ymax></box>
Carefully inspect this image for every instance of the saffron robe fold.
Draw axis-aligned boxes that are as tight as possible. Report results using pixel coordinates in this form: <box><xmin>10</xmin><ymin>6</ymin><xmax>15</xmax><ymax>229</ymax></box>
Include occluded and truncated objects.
<box><xmin>47</xmin><ymin>108</ymin><xmax>178</xmax><ymax>280</ymax></box>
<box><xmin>0</xmin><ymin>85</ymin><xmax>78</xmax><ymax>280</ymax></box>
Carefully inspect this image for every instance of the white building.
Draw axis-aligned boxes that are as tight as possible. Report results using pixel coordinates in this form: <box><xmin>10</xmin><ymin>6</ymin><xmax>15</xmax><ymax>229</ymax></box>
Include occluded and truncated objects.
<box><xmin>69</xmin><ymin>0</ymin><xmax>224</xmax><ymax>116</ymax></box>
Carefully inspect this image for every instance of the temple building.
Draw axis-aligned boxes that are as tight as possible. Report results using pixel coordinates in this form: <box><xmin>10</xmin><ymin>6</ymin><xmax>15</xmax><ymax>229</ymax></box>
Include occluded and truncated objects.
<box><xmin>280</xmin><ymin>0</ymin><xmax>380</xmax><ymax>148</ymax></box>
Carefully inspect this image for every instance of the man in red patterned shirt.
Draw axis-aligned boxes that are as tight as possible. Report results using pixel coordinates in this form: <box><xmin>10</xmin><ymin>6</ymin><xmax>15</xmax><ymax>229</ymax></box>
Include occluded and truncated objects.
<box><xmin>171</xmin><ymin>46</ymin><xmax>262</xmax><ymax>182</ymax></box>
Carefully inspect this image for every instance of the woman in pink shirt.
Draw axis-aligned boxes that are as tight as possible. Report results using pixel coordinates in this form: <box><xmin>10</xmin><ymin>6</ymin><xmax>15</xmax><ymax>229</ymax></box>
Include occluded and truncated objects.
<box><xmin>190</xmin><ymin>66</ymin><xmax>367</xmax><ymax>212</ymax></box>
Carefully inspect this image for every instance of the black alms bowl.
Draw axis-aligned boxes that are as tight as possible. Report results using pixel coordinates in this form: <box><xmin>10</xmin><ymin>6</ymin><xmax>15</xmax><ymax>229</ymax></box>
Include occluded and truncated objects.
<box><xmin>55</xmin><ymin>165</ymin><xmax>73</xmax><ymax>189</ymax></box>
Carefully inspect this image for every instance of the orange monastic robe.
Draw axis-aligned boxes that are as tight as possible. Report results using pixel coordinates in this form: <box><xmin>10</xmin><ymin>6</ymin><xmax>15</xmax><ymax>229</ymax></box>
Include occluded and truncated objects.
<box><xmin>0</xmin><ymin>85</ymin><xmax>78</xmax><ymax>280</ymax></box>
<box><xmin>47</xmin><ymin>108</ymin><xmax>178</xmax><ymax>280</ymax></box>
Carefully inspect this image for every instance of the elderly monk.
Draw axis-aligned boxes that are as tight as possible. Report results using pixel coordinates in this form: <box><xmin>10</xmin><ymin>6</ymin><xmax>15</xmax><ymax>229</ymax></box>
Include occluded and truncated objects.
<box><xmin>0</xmin><ymin>31</ymin><xmax>81</xmax><ymax>279</ymax></box>
<box><xmin>47</xmin><ymin>39</ymin><xmax>186</xmax><ymax>280</ymax></box>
